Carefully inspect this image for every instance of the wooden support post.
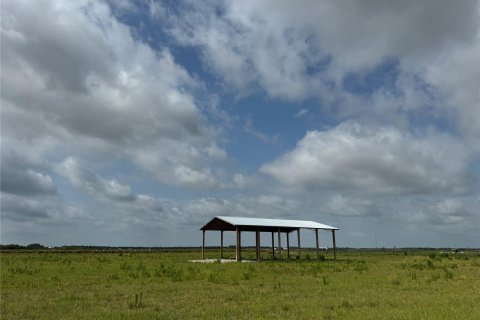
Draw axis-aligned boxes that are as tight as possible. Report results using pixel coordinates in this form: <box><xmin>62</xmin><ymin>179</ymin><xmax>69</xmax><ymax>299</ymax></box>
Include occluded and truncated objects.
<box><xmin>220</xmin><ymin>230</ymin><xmax>224</xmax><ymax>259</ymax></box>
<box><xmin>332</xmin><ymin>230</ymin><xmax>337</xmax><ymax>261</ymax></box>
<box><xmin>239</xmin><ymin>229</ymin><xmax>242</xmax><ymax>261</ymax></box>
<box><xmin>202</xmin><ymin>230</ymin><xmax>205</xmax><ymax>259</ymax></box>
<box><xmin>271</xmin><ymin>232</ymin><xmax>275</xmax><ymax>259</ymax></box>
<box><xmin>236</xmin><ymin>227</ymin><xmax>241</xmax><ymax>262</ymax></box>
<box><xmin>278</xmin><ymin>229</ymin><xmax>282</xmax><ymax>259</ymax></box>
<box><xmin>255</xmin><ymin>229</ymin><xmax>260</xmax><ymax>261</ymax></box>
<box><xmin>315</xmin><ymin>229</ymin><xmax>320</xmax><ymax>260</ymax></box>
<box><xmin>286</xmin><ymin>232</ymin><xmax>290</xmax><ymax>259</ymax></box>
<box><xmin>297</xmin><ymin>228</ymin><xmax>301</xmax><ymax>258</ymax></box>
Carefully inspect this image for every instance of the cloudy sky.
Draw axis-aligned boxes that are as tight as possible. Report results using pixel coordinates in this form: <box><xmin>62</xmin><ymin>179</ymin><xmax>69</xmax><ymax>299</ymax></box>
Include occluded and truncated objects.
<box><xmin>1</xmin><ymin>0</ymin><xmax>479</xmax><ymax>248</ymax></box>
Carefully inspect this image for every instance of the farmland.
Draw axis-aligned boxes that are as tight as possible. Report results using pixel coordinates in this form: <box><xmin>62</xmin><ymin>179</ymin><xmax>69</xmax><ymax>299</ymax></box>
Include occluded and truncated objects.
<box><xmin>1</xmin><ymin>249</ymin><xmax>479</xmax><ymax>319</ymax></box>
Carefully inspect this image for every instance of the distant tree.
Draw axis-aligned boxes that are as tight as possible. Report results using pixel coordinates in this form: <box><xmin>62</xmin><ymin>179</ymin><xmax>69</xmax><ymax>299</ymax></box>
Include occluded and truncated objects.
<box><xmin>26</xmin><ymin>243</ymin><xmax>45</xmax><ymax>249</ymax></box>
<box><xmin>0</xmin><ymin>244</ymin><xmax>25</xmax><ymax>250</ymax></box>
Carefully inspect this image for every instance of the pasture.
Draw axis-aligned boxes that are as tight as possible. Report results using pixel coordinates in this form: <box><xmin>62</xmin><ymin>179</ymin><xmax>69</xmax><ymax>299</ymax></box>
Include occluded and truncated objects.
<box><xmin>1</xmin><ymin>249</ymin><xmax>479</xmax><ymax>319</ymax></box>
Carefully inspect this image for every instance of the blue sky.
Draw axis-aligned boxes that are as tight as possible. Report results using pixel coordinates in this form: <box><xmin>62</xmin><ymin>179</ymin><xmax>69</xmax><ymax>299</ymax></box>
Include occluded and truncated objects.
<box><xmin>1</xmin><ymin>0</ymin><xmax>479</xmax><ymax>248</ymax></box>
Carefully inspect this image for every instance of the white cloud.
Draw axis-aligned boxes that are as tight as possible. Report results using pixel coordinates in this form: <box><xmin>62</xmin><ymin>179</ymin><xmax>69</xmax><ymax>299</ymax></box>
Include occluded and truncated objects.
<box><xmin>173</xmin><ymin>165</ymin><xmax>216</xmax><ymax>188</ymax></box>
<box><xmin>0</xmin><ymin>141</ymin><xmax>56</xmax><ymax>196</ymax></box>
<box><xmin>322</xmin><ymin>195</ymin><xmax>380</xmax><ymax>217</ymax></box>
<box><xmin>261</xmin><ymin>121</ymin><xmax>473</xmax><ymax>195</ymax></box>
<box><xmin>167</xmin><ymin>0</ymin><xmax>480</xmax><ymax>143</ymax></box>
<box><xmin>168</xmin><ymin>0</ymin><xmax>323</xmax><ymax>100</ymax></box>
<box><xmin>233</xmin><ymin>173</ymin><xmax>250</xmax><ymax>189</ymax></box>
<box><xmin>294</xmin><ymin>109</ymin><xmax>308</xmax><ymax>118</ymax></box>
<box><xmin>421</xmin><ymin>34</ymin><xmax>480</xmax><ymax>148</ymax></box>
<box><xmin>412</xmin><ymin>198</ymin><xmax>478</xmax><ymax>226</ymax></box>
<box><xmin>1</xmin><ymin>193</ymin><xmax>92</xmax><ymax>223</ymax></box>
<box><xmin>1</xmin><ymin>0</ymin><xmax>226</xmax><ymax>189</ymax></box>
<box><xmin>57</xmin><ymin>157</ymin><xmax>170</xmax><ymax>228</ymax></box>
<box><xmin>147</xmin><ymin>0</ymin><xmax>166</xmax><ymax>19</ymax></box>
<box><xmin>171</xmin><ymin>198</ymin><xmax>242</xmax><ymax>225</ymax></box>
<box><xmin>244</xmin><ymin>118</ymin><xmax>279</xmax><ymax>145</ymax></box>
<box><xmin>58</xmin><ymin>157</ymin><xmax>135</xmax><ymax>202</ymax></box>
<box><xmin>172</xmin><ymin>0</ymin><xmax>461</xmax><ymax>78</ymax></box>
<box><xmin>165</xmin><ymin>194</ymin><xmax>302</xmax><ymax>227</ymax></box>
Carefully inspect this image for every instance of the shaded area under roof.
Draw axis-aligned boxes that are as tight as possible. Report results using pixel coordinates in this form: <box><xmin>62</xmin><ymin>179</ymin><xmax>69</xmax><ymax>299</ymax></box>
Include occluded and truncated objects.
<box><xmin>201</xmin><ymin>216</ymin><xmax>339</xmax><ymax>233</ymax></box>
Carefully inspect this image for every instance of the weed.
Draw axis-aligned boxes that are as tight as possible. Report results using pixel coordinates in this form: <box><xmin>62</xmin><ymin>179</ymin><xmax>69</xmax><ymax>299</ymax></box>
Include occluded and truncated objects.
<box><xmin>410</xmin><ymin>263</ymin><xmax>425</xmax><ymax>271</ymax></box>
<box><xmin>341</xmin><ymin>300</ymin><xmax>354</xmax><ymax>309</ymax></box>
<box><xmin>186</xmin><ymin>266</ymin><xmax>200</xmax><ymax>280</ymax></box>
<box><xmin>165</xmin><ymin>265</ymin><xmax>183</xmax><ymax>282</ymax></box>
<box><xmin>354</xmin><ymin>264</ymin><xmax>368</xmax><ymax>274</ymax></box>
<box><xmin>107</xmin><ymin>273</ymin><xmax>120</xmax><ymax>281</ymax></box>
<box><xmin>426</xmin><ymin>259</ymin><xmax>435</xmax><ymax>269</ymax></box>
<box><xmin>242</xmin><ymin>272</ymin><xmax>252</xmax><ymax>280</ymax></box>
<box><xmin>281</xmin><ymin>304</ymin><xmax>291</xmax><ymax>312</ymax></box>
<box><xmin>8</xmin><ymin>267</ymin><xmax>39</xmax><ymax>276</ymax></box>
<box><xmin>273</xmin><ymin>280</ymin><xmax>282</xmax><ymax>289</ymax></box>
<box><xmin>96</xmin><ymin>256</ymin><xmax>109</xmax><ymax>263</ymax></box>
<box><xmin>137</xmin><ymin>262</ymin><xmax>147</xmax><ymax>272</ymax></box>
<box><xmin>208</xmin><ymin>271</ymin><xmax>220</xmax><ymax>283</ymax></box>
<box><xmin>129</xmin><ymin>292</ymin><xmax>143</xmax><ymax>309</ymax></box>
<box><xmin>120</xmin><ymin>262</ymin><xmax>132</xmax><ymax>273</ymax></box>
<box><xmin>154</xmin><ymin>263</ymin><xmax>166</xmax><ymax>277</ymax></box>
<box><xmin>443</xmin><ymin>268</ymin><xmax>454</xmax><ymax>280</ymax></box>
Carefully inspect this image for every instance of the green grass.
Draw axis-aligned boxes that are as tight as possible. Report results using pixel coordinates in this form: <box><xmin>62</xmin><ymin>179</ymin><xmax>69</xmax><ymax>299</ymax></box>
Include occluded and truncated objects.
<box><xmin>1</xmin><ymin>249</ymin><xmax>479</xmax><ymax>319</ymax></box>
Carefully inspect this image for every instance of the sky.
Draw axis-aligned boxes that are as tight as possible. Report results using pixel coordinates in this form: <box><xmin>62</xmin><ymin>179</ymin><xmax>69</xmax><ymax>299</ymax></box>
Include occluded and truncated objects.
<box><xmin>1</xmin><ymin>0</ymin><xmax>479</xmax><ymax>248</ymax></box>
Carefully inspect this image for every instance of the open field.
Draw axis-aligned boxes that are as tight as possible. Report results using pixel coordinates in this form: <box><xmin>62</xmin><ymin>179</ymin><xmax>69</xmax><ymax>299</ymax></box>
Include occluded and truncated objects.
<box><xmin>1</xmin><ymin>249</ymin><xmax>480</xmax><ymax>319</ymax></box>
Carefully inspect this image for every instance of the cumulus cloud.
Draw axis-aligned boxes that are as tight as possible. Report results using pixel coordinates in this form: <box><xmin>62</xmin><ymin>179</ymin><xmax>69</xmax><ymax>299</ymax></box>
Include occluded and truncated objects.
<box><xmin>322</xmin><ymin>195</ymin><xmax>381</xmax><ymax>217</ymax></box>
<box><xmin>261</xmin><ymin>121</ymin><xmax>473</xmax><ymax>195</ymax></box>
<box><xmin>168</xmin><ymin>0</ymin><xmax>479</xmax><ymax>86</ymax></box>
<box><xmin>244</xmin><ymin>118</ymin><xmax>279</xmax><ymax>145</ymax></box>
<box><xmin>165</xmin><ymin>194</ymin><xmax>302</xmax><ymax>226</ymax></box>
<box><xmin>1</xmin><ymin>193</ymin><xmax>92</xmax><ymax>223</ymax></box>
<box><xmin>412</xmin><ymin>198</ymin><xmax>478</xmax><ymax>226</ymax></box>
<box><xmin>421</xmin><ymin>36</ymin><xmax>480</xmax><ymax>148</ymax></box>
<box><xmin>58</xmin><ymin>157</ymin><xmax>135</xmax><ymax>202</ymax></box>
<box><xmin>168</xmin><ymin>198</ymin><xmax>244</xmax><ymax>225</ymax></box>
<box><xmin>294</xmin><ymin>109</ymin><xmax>308</xmax><ymax>118</ymax></box>
<box><xmin>1</xmin><ymin>143</ymin><xmax>56</xmax><ymax>196</ymax></box>
<box><xmin>233</xmin><ymin>173</ymin><xmax>257</xmax><ymax>189</ymax></box>
<box><xmin>56</xmin><ymin>157</ymin><xmax>172</xmax><ymax>229</ymax></box>
<box><xmin>167</xmin><ymin>0</ymin><xmax>480</xmax><ymax>142</ymax></box>
<box><xmin>167</xmin><ymin>0</ymin><xmax>324</xmax><ymax>100</ymax></box>
<box><xmin>1</xmin><ymin>0</ymin><xmax>226</xmax><ymax>189</ymax></box>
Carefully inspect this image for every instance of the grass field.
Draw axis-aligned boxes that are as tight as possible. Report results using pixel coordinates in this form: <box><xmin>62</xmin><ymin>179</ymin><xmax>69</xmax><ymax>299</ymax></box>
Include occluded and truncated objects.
<box><xmin>1</xmin><ymin>249</ymin><xmax>479</xmax><ymax>319</ymax></box>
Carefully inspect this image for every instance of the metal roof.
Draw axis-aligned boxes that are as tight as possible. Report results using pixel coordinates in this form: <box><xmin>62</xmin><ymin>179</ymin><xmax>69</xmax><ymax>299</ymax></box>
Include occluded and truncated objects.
<box><xmin>201</xmin><ymin>216</ymin><xmax>339</xmax><ymax>231</ymax></box>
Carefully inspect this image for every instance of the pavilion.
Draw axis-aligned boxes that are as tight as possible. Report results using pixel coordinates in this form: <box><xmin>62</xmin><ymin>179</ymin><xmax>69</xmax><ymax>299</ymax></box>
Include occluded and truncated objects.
<box><xmin>200</xmin><ymin>216</ymin><xmax>339</xmax><ymax>262</ymax></box>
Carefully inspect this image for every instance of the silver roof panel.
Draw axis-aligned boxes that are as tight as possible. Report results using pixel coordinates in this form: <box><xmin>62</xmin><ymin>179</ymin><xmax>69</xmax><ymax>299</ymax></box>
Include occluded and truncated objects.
<box><xmin>216</xmin><ymin>216</ymin><xmax>338</xmax><ymax>230</ymax></box>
